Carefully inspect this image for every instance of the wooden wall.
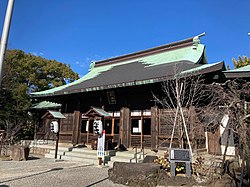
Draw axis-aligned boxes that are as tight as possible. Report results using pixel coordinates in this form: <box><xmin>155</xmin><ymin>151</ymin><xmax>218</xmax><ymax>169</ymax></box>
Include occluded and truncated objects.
<box><xmin>60</xmin><ymin>113</ymin><xmax>73</xmax><ymax>143</ymax></box>
<box><xmin>36</xmin><ymin>107</ymin><xmax>207</xmax><ymax>151</ymax></box>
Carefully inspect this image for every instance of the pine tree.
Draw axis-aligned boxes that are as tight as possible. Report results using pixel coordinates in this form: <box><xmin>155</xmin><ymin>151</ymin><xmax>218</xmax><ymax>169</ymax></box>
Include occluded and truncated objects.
<box><xmin>232</xmin><ymin>55</ymin><xmax>250</xmax><ymax>69</ymax></box>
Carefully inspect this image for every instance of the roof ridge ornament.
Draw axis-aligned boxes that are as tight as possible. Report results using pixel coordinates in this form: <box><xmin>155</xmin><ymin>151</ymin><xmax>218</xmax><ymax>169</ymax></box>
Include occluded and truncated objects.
<box><xmin>192</xmin><ymin>32</ymin><xmax>206</xmax><ymax>49</ymax></box>
<box><xmin>89</xmin><ymin>61</ymin><xmax>95</xmax><ymax>72</ymax></box>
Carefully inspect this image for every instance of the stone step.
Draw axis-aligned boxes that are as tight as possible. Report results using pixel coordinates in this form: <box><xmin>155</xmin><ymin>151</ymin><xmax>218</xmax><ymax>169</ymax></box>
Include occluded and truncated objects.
<box><xmin>61</xmin><ymin>155</ymin><xmax>96</xmax><ymax>164</ymax></box>
<box><xmin>45</xmin><ymin>153</ymin><xmax>55</xmax><ymax>159</ymax></box>
<box><xmin>64</xmin><ymin>151</ymin><xmax>97</xmax><ymax>159</ymax></box>
<box><xmin>110</xmin><ymin>157</ymin><xmax>132</xmax><ymax>163</ymax></box>
<box><xmin>30</xmin><ymin>144</ymin><xmax>73</xmax><ymax>152</ymax></box>
<box><xmin>49</xmin><ymin>150</ymin><xmax>66</xmax><ymax>156</ymax></box>
<box><xmin>30</xmin><ymin>144</ymin><xmax>55</xmax><ymax>149</ymax></box>
<box><xmin>45</xmin><ymin>153</ymin><xmax>63</xmax><ymax>159</ymax></box>
<box><xmin>71</xmin><ymin>148</ymin><xmax>116</xmax><ymax>156</ymax></box>
<box><xmin>62</xmin><ymin>149</ymin><xmax>140</xmax><ymax>164</ymax></box>
<box><xmin>115</xmin><ymin>151</ymin><xmax>134</xmax><ymax>157</ymax></box>
<box><xmin>57</xmin><ymin>146</ymin><xmax>73</xmax><ymax>152</ymax></box>
<box><xmin>71</xmin><ymin>148</ymin><xmax>96</xmax><ymax>154</ymax></box>
<box><xmin>61</xmin><ymin>155</ymin><xmax>110</xmax><ymax>165</ymax></box>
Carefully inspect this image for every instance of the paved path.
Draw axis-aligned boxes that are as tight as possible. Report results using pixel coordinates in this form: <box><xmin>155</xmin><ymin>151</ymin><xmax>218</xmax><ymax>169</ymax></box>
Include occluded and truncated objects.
<box><xmin>0</xmin><ymin>155</ymin><xmax>124</xmax><ymax>187</ymax></box>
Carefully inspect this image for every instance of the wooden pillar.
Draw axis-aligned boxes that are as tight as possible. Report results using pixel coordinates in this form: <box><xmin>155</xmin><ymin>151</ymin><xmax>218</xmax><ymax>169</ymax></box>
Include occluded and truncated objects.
<box><xmin>45</xmin><ymin>119</ymin><xmax>49</xmax><ymax>140</ymax></box>
<box><xmin>111</xmin><ymin>118</ymin><xmax>115</xmax><ymax>141</ymax></box>
<box><xmin>77</xmin><ymin>118</ymin><xmax>82</xmax><ymax>144</ymax></box>
<box><xmin>119</xmin><ymin>107</ymin><xmax>131</xmax><ymax>148</ymax></box>
<box><xmin>72</xmin><ymin>111</ymin><xmax>81</xmax><ymax>145</ymax></box>
<box><xmin>151</xmin><ymin>106</ymin><xmax>159</xmax><ymax>150</ymax></box>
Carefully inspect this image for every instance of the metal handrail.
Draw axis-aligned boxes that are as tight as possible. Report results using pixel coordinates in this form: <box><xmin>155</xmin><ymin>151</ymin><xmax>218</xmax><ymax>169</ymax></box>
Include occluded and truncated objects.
<box><xmin>130</xmin><ymin>143</ymin><xmax>145</xmax><ymax>163</ymax></box>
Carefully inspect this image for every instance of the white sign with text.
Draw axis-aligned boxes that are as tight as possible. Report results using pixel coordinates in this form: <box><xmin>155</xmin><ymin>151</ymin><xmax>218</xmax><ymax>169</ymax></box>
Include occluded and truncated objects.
<box><xmin>97</xmin><ymin>130</ymin><xmax>105</xmax><ymax>158</ymax></box>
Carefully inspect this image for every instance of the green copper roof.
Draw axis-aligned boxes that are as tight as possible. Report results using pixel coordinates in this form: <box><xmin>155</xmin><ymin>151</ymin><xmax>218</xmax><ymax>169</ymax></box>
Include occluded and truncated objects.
<box><xmin>142</xmin><ymin>44</ymin><xmax>206</xmax><ymax>67</ymax></box>
<box><xmin>31</xmin><ymin>35</ymin><xmax>208</xmax><ymax>97</ymax></box>
<box><xmin>83</xmin><ymin>107</ymin><xmax>111</xmax><ymax>117</ymax></box>
<box><xmin>31</xmin><ymin>101</ymin><xmax>61</xmax><ymax>109</ymax></box>
<box><xmin>179</xmin><ymin>61</ymin><xmax>224</xmax><ymax>76</ymax></box>
<box><xmin>223</xmin><ymin>64</ymin><xmax>250</xmax><ymax>78</ymax></box>
<box><xmin>92</xmin><ymin>107</ymin><xmax>111</xmax><ymax>117</ymax></box>
<box><xmin>47</xmin><ymin>110</ymin><xmax>65</xmax><ymax>119</ymax></box>
<box><xmin>224</xmin><ymin>64</ymin><xmax>250</xmax><ymax>72</ymax></box>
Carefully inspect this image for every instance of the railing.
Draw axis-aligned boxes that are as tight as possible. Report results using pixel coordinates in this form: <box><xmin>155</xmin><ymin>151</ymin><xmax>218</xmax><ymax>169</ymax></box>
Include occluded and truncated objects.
<box><xmin>130</xmin><ymin>142</ymin><xmax>145</xmax><ymax>163</ymax></box>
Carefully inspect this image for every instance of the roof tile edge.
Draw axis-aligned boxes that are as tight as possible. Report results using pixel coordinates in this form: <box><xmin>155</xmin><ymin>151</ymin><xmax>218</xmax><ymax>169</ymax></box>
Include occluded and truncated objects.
<box><xmin>94</xmin><ymin>37</ymin><xmax>196</xmax><ymax>67</ymax></box>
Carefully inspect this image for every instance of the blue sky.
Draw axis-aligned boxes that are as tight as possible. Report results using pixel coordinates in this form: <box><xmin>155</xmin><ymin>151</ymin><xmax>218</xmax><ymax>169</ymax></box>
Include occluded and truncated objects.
<box><xmin>1</xmin><ymin>0</ymin><xmax>250</xmax><ymax>77</ymax></box>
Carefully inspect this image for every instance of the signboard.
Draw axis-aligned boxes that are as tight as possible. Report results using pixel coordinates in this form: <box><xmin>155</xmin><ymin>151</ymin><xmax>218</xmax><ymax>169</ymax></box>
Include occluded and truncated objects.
<box><xmin>169</xmin><ymin>148</ymin><xmax>191</xmax><ymax>162</ymax></box>
<box><xmin>107</xmin><ymin>91</ymin><xmax>116</xmax><ymax>104</ymax></box>
<box><xmin>168</xmin><ymin>148</ymin><xmax>192</xmax><ymax>177</ymax></box>
<box><xmin>97</xmin><ymin>130</ymin><xmax>105</xmax><ymax>158</ymax></box>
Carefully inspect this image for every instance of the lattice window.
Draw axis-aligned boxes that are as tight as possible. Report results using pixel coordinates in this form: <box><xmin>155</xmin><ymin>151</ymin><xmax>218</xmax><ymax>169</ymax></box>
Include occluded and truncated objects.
<box><xmin>61</xmin><ymin>113</ymin><xmax>73</xmax><ymax>132</ymax></box>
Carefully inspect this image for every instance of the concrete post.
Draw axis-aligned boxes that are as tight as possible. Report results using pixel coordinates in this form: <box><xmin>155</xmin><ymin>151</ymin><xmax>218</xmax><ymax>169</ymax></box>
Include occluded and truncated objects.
<box><xmin>0</xmin><ymin>0</ymin><xmax>15</xmax><ymax>86</ymax></box>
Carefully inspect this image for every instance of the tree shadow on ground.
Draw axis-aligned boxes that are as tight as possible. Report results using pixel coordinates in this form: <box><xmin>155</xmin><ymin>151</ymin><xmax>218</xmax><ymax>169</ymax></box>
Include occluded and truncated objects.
<box><xmin>0</xmin><ymin>167</ymin><xmax>63</xmax><ymax>184</ymax></box>
<box><xmin>85</xmin><ymin>177</ymin><xmax>109</xmax><ymax>187</ymax></box>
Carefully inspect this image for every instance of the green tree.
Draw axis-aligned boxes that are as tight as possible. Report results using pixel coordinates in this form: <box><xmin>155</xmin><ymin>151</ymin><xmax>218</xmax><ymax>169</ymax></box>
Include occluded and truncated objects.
<box><xmin>4</xmin><ymin>50</ymin><xmax>79</xmax><ymax>92</ymax></box>
<box><xmin>232</xmin><ymin>55</ymin><xmax>250</xmax><ymax>69</ymax></box>
<box><xmin>0</xmin><ymin>49</ymin><xmax>79</xmax><ymax>143</ymax></box>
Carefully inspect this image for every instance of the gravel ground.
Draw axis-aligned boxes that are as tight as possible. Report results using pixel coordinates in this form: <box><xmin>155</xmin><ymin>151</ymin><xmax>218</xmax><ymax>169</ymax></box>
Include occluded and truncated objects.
<box><xmin>0</xmin><ymin>155</ymin><xmax>125</xmax><ymax>187</ymax></box>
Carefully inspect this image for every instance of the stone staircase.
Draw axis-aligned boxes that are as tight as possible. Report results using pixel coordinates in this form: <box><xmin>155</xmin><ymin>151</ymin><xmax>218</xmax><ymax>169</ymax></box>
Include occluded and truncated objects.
<box><xmin>31</xmin><ymin>141</ymin><xmax>223</xmax><ymax>169</ymax></box>
<box><xmin>44</xmin><ymin>146</ymin><xmax>73</xmax><ymax>159</ymax></box>
<box><xmin>44</xmin><ymin>146</ymin><xmax>146</xmax><ymax>166</ymax></box>
<box><xmin>31</xmin><ymin>141</ymin><xmax>149</xmax><ymax>166</ymax></box>
<box><xmin>57</xmin><ymin>148</ymin><xmax>115</xmax><ymax>165</ymax></box>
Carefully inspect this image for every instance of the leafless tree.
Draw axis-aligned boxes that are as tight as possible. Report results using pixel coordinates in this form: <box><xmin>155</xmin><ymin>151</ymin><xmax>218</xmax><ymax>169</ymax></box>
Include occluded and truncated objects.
<box><xmin>207</xmin><ymin>80</ymin><xmax>250</xmax><ymax>177</ymax></box>
<box><xmin>153</xmin><ymin>72</ymin><xmax>207</xmax><ymax>155</ymax></box>
<box><xmin>154</xmin><ymin>71</ymin><xmax>250</xmax><ymax>179</ymax></box>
